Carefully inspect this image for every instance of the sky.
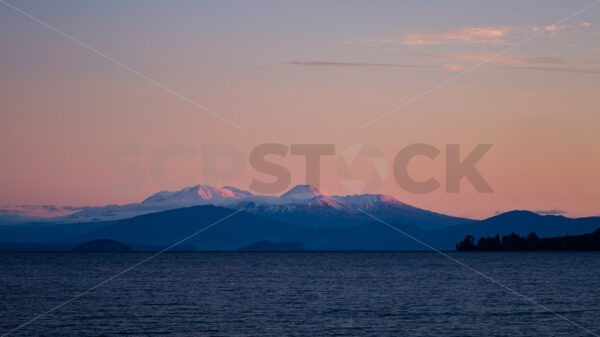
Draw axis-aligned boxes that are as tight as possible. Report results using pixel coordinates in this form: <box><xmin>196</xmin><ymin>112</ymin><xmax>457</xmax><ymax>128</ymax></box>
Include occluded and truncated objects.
<box><xmin>1</xmin><ymin>0</ymin><xmax>599</xmax><ymax>219</ymax></box>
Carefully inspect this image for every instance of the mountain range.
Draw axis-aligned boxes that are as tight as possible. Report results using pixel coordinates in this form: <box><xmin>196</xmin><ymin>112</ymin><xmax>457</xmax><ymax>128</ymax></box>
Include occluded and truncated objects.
<box><xmin>44</xmin><ymin>184</ymin><xmax>470</xmax><ymax>230</ymax></box>
<box><xmin>1</xmin><ymin>184</ymin><xmax>598</xmax><ymax>251</ymax></box>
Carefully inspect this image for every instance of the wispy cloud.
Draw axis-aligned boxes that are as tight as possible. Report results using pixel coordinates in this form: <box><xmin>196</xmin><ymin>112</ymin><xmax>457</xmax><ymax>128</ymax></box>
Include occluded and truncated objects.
<box><xmin>401</xmin><ymin>27</ymin><xmax>510</xmax><ymax>45</ymax></box>
<box><xmin>342</xmin><ymin>27</ymin><xmax>514</xmax><ymax>46</ymax></box>
<box><xmin>348</xmin><ymin>23</ymin><xmax>591</xmax><ymax>48</ymax></box>
<box><xmin>289</xmin><ymin>60</ymin><xmax>600</xmax><ymax>74</ymax></box>
<box><xmin>288</xmin><ymin>61</ymin><xmax>439</xmax><ymax>69</ymax></box>
<box><xmin>289</xmin><ymin>61</ymin><xmax>470</xmax><ymax>71</ymax></box>
<box><xmin>544</xmin><ymin>24</ymin><xmax>570</xmax><ymax>32</ymax></box>
<box><xmin>544</xmin><ymin>24</ymin><xmax>572</xmax><ymax>37</ymax></box>
<box><xmin>498</xmin><ymin>65</ymin><xmax>600</xmax><ymax>74</ymax></box>
<box><xmin>535</xmin><ymin>209</ymin><xmax>568</xmax><ymax>216</ymax></box>
<box><xmin>416</xmin><ymin>53</ymin><xmax>563</xmax><ymax>65</ymax></box>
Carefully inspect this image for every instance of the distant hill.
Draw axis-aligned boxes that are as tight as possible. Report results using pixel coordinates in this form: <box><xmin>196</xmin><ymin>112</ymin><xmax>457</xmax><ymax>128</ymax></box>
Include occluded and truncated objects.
<box><xmin>237</xmin><ymin>240</ymin><xmax>304</xmax><ymax>251</ymax></box>
<box><xmin>428</xmin><ymin>210</ymin><xmax>600</xmax><ymax>249</ymax></box>
<box><xmin>72</xmin><ymin>239</ymin><xmax>131</xmax><ymax>252</ymax></box>
<box><xmin>466</xmin><ymin>210</ymin><xmax>600</xmax><ymax>237</ymax></box>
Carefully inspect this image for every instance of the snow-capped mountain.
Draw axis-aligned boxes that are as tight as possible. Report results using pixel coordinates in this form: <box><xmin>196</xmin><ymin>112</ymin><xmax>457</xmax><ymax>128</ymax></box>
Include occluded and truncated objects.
<box><xmin>229</xmin><ymin>185</ymin><xmax>470</xmax><ymax>229</ymax></box>
<box><xmin>48</xmin><ymin>184</ymin><xmax>473</xmax><ymax>229</ymax></box>
<box><xmin>334</xmin><ymin>193</ymin><xmax>470</xmax><ymax>229</ymax></box>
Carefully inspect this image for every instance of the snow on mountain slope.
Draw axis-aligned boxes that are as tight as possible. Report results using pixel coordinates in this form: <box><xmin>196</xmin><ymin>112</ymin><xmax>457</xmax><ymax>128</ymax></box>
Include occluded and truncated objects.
<box><xmin>45</xmin><ymin>184</ymin><xmax>472</xmax><ymax>229</ymax></box>
<box><xmin>235</xmin><ymin>188</ymin><xmax>470</xmax><ymax>229</ymax></box>
<box><xmin>51</xmin><ymin>185</ymin><xmax>254</xmax><ymax>223</ymax></box>
<box><xmin>280</xmin><ymin>184</ymin><xmax>326</xmax><ymax>199</ymax></box>
<box><xmin>333</xmin><ymin>193</ymin><xmax>473</xmax><ymax>228</ymax></box>
<box><xmin>222</xmin><ymin>186</ymin><xmax>254</xmax><ymax>198</ymax></box>
<box><xmin>333</xmin><ymin>194</ymin><xmax>412</xmax><ymax>210</ymax></box>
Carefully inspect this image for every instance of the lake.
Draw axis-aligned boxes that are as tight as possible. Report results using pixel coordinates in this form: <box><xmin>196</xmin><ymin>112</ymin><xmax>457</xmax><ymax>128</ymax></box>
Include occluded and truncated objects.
<box><xmin>1</xmin><ymin>252</ymin><xmax>600</xmax><ymax>336</ymax></box>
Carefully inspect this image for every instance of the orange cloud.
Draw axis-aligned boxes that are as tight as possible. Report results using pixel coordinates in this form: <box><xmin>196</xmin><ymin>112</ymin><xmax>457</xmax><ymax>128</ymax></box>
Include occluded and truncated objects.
<box><xmin>443</xmin><ymin>64</ymin><xmax>466</xmax><ymax>70</ymax></box>
<box><xmin>581</xmin><ymin>22</ymin><xmax>591</xmax><ymax>27</ymax></box>
<box><xmin>451</xmin><ymin>27</ymin><xmax>506</xmax><ymax>38</ymax></box>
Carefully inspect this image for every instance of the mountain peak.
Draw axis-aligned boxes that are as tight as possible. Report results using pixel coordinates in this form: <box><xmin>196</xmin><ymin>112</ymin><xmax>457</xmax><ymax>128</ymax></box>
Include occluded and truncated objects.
<box><xmin>281</xmin><ymin>184</ymin><xmax>326</xmax><ymax>199</ymax></box>
<box><xmin>142</xmin><ymin>185</ymin><xmax>252</xmax><ymax>204</ymax></box>
<box><xmin>194</xmin><ymin>185</ymin><xmax>250</xmax><ymax>199</ymax></box>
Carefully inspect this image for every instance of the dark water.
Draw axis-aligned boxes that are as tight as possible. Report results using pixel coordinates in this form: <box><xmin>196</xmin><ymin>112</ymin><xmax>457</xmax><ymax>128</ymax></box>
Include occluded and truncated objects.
<box><xmin>1</xmin><ymin>252</ymin><xmax>600</xmax><ymax>336</ymax></box>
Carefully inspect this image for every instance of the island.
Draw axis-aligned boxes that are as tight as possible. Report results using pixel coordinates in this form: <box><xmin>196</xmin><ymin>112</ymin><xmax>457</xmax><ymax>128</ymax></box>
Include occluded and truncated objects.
<box><xmin>72</xmin><ymin>239</ymin><xmax>132</xmax><ymax>252</ymax></box>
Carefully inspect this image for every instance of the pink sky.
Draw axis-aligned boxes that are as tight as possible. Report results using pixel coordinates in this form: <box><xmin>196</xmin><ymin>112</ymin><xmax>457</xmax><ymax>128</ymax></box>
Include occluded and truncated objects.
<box><xmin>1</xmin><ymin>1</ymin><xmax>599</xmax><ymax>219</ymax></box>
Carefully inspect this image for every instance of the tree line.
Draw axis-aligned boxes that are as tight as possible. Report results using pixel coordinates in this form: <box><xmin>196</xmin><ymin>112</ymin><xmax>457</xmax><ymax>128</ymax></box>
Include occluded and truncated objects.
<box><xmin>456</xmin><ymin>228</ymin><xmax>600</xmax><ymax>251</ymax></box>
